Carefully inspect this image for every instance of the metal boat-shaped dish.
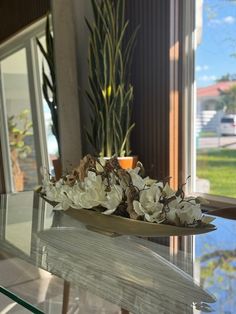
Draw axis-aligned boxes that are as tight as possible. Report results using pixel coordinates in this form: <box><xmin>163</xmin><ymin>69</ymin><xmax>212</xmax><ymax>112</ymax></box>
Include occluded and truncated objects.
<box><xmin>65</xmin><ymin>207</ymin><xmax>216</xmax><ymax>237</ymax></box>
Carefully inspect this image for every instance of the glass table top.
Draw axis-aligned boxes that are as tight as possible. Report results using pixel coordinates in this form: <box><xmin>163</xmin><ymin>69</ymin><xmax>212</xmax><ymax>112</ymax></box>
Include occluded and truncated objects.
<box><xmin>0</xmin><ymin>191</ymin><xmax>235</xmax><ymax>313</ymax></box>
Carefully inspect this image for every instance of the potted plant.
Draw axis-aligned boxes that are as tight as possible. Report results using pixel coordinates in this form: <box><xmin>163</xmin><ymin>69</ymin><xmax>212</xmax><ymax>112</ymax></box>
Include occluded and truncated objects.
<box><xmin>36</xmin><ymin>15</ymin><xmax>61</xmax><ymax>179</ymax></box>
<box><xmin>8</xmin><ymin>110</ymin><xmax>33</xmax><ymax>192</ymax></box>
<box><xmin>86</xmin><ymin>0</ymin><xmax>139</xmax><ymax>169</ymax></box>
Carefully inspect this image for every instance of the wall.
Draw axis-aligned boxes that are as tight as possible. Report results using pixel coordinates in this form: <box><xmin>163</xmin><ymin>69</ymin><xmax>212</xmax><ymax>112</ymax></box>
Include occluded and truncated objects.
<box><xmin>72</xmin><ymin>0</ymin><xmax>93</xmax><ymax>155</ymax></box>
<box><xmin>126</xmin><ymin>0</ymin><xmax>172</xmax><ymax>180</ymax></box>
<box><xmin>51</xmin><ymin>0</ymin><xmax>83</xmax><ymax>169</ymax></box>
<box><xmin>0</xmin><ymin>0</ymin><xmax>49</xmax><ymax>44</ymax></box>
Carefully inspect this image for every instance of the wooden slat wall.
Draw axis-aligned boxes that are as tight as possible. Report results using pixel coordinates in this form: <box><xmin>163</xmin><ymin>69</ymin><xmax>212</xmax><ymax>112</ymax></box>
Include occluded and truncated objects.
<box><xmin>0</xmin><ymin>0</ymin><xmax>49</xmax><ymax>44</ymax></box>
<box><xmin>125</xmin><ymin>1</ymin><xmax>185</xmax><ymax>252</ymax></box>
<box><xmin>125</xmin><ymin>0</ymin><xmax>171</xmax><ymax>181</ymax></box>
<box><xmin>169</xmin><ymin>0</ymin><xmax>180</xmax><ymax>190</ymax></box>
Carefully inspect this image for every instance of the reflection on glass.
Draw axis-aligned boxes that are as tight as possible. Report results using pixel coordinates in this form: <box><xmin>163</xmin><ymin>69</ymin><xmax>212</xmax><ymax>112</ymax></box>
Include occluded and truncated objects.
<box><xmin>0</xmin><ymin>291</ymin><xmax>35</xmax><ymax>313</ymax></box>
<box><xmin>37</xmin><ymin>36</ymin><xmax>58</xmax><ymax>173</ymax></box>
<box><xmin>195</xmin><ymin>0</ymin><xmax>236</xmax><ymax>198</ymax></box>
<box><xmin>196</xmin><ymin>218</ymin><xmax>236</xmax><ymax>313</ymax></box>
<box><xmin>1</xmin><ymin>48</ymin><xmax>38</xmax><ymax>192</ymax></box>
<box><xmin>5</xmin><ymin>192</ymin><xmax>34</xmax><ymax>255</ymax></box>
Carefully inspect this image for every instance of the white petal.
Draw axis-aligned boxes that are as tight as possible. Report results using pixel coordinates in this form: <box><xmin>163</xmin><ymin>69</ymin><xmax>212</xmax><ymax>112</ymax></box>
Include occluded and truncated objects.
<box><xmin>163</xmin><ymin>183</ymin><xmax>175</xmax><ymax>197</ymax></box>
<box><xmin>102</xmin><ymin>208</ymin><xmax>117</xmax><ymax>215</ymax></box>
<box><xmin>54</xmin><ymin>203</ymin><xmax>64</xmax><ymax>210</ymax></box>
<box><xmin>176</xmin><ymin>202</ymin><xmax>202</xmax><ymax>225</ymax></box>
<box><xmin>143</xmin><ymin>177</ymin><xmax>157</xmax><ymax>186</ymax></box>
<box><xmin>96</xmin><ymin>161</ymin><xmax>104</xmax><ymax>172</ymax></box>
<box><xmin>133</xmin><ymin>200</ymin><xmax>145</xmax><ymax>216</ymax></box>
<box><xmin>128</xmin><ymin>167</ymin><xmax>140</xmax><ymax>175</ymax></box>
<box><xmin>98</xmin><ymin>157</ymin><xmax>106</xmax><ymax>166</ymax></box>
<box><xmin>129</xmin><ymin>171</ymin><xmax>146</xmax><ymax>190</ymax></box>
<box><xmin>165</xmin><ymin>208</ymin><xmax>178</xmax><ymax>224</ymax></box>
<box><xmin>201</xmin><ymin>215</ymin><xmax>215</xmax><ymax>224</ymax></box>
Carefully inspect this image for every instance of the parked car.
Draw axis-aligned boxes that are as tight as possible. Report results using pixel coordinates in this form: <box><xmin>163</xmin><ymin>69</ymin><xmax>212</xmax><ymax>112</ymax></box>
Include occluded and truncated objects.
<box><xmin>220</xmin><ymin>115</ymin><xmax>236</xmax><ymax>136</ymax></box>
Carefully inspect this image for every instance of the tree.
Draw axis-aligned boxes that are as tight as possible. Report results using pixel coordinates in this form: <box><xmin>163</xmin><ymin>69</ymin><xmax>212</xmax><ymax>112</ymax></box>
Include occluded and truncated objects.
<box><xmin>216</xmin><ymin>73</ymin><xmax>236</xmax><ymax>82</ymax></box>
<box><xmin>200</xmin><ymin>248</ymin><xmax>236</xmax><ymax>312</ymax></box>
<box><xmin>219</xmin><ymin>85</ymin><xmax>236</xmax><ymax>113</ymax></box>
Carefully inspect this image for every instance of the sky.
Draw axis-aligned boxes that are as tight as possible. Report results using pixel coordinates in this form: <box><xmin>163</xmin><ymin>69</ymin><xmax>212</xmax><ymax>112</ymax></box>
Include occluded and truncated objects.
<box><xmin>196</xmin><ymin>0</ymin><xmax>236</xmax><ymax>87</ymax></box>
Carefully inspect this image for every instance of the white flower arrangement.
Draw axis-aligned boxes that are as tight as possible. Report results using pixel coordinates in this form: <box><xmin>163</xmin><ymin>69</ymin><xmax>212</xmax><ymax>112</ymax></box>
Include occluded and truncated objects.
<box><xmin>39</xmin><ymin>155</ymin><xmax>214</xmax><ymax>228</ymax></box>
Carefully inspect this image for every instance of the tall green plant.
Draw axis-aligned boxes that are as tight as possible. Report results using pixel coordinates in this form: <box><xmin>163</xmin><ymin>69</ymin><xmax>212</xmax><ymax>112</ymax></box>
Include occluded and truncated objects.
<box><xmin>86</xmin><ymin>0</ymin><xmax>138</xmax><ymax>157</ymax></box>
<box><xmin>36</xmin><ymin>15</ymin><xmax>60</xmax><ymax>156</ymax></box>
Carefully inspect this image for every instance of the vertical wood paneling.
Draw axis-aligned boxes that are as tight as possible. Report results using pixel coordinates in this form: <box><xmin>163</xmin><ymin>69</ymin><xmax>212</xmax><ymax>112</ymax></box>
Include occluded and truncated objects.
<box><xmin>169</xmin><ymin>0</ymin><xmax>180</xmax><ymax>189</ymax></box>
<box><xmin>125</xmin><ymin>0</ymin><xmax>172</xmax><ymax>249</ymax></box>
<box><xmin>125</xmin><ymin>1</ymin><xmax>184</xmax><ymax>251</ymax></box>
<box><xmin>0</xmin><ymin>0</ymin><xmax>49</xmax><ymax>44</ymax></box>
<box><xmin>125</xmin><ymin>0</ymin><xmax>171</xmax><ymax>180</ymax></box>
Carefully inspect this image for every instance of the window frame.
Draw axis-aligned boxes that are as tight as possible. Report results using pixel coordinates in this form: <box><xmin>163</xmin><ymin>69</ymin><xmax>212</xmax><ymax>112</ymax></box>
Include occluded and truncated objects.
<box><xmin>183</xmin><ymin>0</ymin><xmax>236</xmax><ymax>209</ymax></box>
<box><xmin>0</xmin><ymin>18</ymin><xmax>49</xmax><ymax>193</ymax></box>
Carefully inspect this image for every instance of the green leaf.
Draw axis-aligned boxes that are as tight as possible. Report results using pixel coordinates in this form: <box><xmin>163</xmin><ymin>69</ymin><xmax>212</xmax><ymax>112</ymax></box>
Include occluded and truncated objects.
<box><xmin>42</xmin><ymin>66</ymin><xmax>53</xmax><ymax>93</ymax></box>
<box><xmin>12</xmin><ymin>128</ymin><xmax>21</xmax><ymax>134</ymax></box>
<box><xmin>124</xmin><ymin>26</ymin><xmax>140</xmax><ymax>79</ymax></box>
<box><xmin>16</xmin><ymin>141</ymin><xmax>24</xmax><ymax>148</ymax></box>
<box><xmin>85</xmin><ymin>0</ymin><xmax>137</xmax><ymax>156</ymax></box>
<box><xmin>120</xmin><ymin>123</ymin><xmax>135</xmax><ymax>156</ymax></box>
<box><xmin>116</xmin><ymin>0</ymin><xmax>125</xmax><ymax>37</ymax></box>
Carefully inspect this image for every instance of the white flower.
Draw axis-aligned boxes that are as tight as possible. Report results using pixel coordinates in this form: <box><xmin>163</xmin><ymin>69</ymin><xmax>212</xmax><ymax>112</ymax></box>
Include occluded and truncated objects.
<box><xmin>67</xmin><ymin>171</ymin><xmax>123</xmax><ymax>213</ymax></box>
<box><xmin>128</xmin><ymin>168</ymin><xmax>158</xmax><ymax>190</ymax></box>
<box><xmin>143</xmin><ymin>177</ymin><xmax>157</xmax><ymax>186</ymax></box>
<box><xmin>128</xmin><ymin>167</ymin><xmax>146</xmax><ymax>190</ymax></box>
<box><xmin>201</xmin><ymin>215</ymin><xmax>215</xmax><ymax>224</ymax></box>
<box><xmin>164</xmin><ymin>196</ymin><xmax>181</xmax><ymax>225</ymax></box>
<box><xmin>67</xmin><ymin>184</ymin><xmax>84</xmax><ymax>209</ymax></box>
<box><xmin>45</xmin><ymin>182</ymin><xmax>74</xmax><ymax>210</ymax></box>
<box><xmin>39</xmin><ymin>157</ymin><xmax>210</xmax><ymax>227</ymax></box>
<box><xmin>133</xmin><ymin>185</ymin><xmax>164</xmax><ymax>223</ymax></box>
<box><xmin>102</xmin><ymin>185</ymin><xmax>123</xmax><ymax>215</ymax></box>
<box><xmin>140</xmin><ymin>184</ymin><xmax>162</xmax><ymax>203</ymax></box>
<box><xmin>176</xmin><ymin>200</ymin><xmax>202</xmax><ymax>225</ymax></box>
<box><xmin>162</xmin><ymin>183</ymin><xmax>175</xmax><ymax>198</ymax></box>
<box><xmin>76</xmin><ymin>172</ymin><xmax>107</xmax><ymax>209</ymax></box>
<box><xmin>133</xmin><ymin>200</ymin><xmax>164</xmax><ymax>223</ymax></box>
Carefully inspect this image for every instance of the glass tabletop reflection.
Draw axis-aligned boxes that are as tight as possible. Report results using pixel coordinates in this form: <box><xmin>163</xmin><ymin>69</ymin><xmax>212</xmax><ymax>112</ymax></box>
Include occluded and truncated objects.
<box><xmin>0</xmin><ymin>191</ymin><xmax>235</xmax><ymax>313</ymax></box>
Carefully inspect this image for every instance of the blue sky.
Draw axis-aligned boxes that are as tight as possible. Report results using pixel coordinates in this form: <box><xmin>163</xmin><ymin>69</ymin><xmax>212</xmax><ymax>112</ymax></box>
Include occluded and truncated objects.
<box><xmin>196</xmin><ymin>0</ymin><xmax>236</xmax><ymax>87</ymax></box>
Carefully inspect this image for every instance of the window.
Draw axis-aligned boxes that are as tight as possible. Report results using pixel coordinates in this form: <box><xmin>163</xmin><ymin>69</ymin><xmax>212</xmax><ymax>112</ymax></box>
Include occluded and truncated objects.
<box><xmin>1</xmin><ymin>48</ymin><xmax>38</xmax><ymax>192</ymax></box>
<box><xmin>0</xmin><ymin>18</ymin><xmax>53</xmax><ymax>193</ymax></box>
<box><xmin>221</xmin><ymin>117</ymin><xmax>235</xmax><ymax>124</ymax></box>
<box><xmin>192</xmin><ymin>2</ymin><xmax>236</xmax><ymax>313</ymax></box>
<box><xmin>37</xmin><ymin>36</ymin><xmax>59</xmax><ymax>170</ymax></box>
<box><xmin>194</xmin><ymin>0</ymin><xmax>236</xmax><ymax>201</ymax></box>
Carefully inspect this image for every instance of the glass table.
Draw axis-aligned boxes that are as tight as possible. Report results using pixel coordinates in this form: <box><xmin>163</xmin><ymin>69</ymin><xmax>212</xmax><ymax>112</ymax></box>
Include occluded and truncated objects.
<box><xmin>0</xmin><ymin>191</ymin><xmax>235</xmax><ymax>313</ymax></box>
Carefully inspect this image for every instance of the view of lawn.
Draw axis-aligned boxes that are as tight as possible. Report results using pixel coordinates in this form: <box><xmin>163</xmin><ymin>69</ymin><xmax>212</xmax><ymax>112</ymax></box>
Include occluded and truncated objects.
<box><xmin>197</xmin><ymin>149</ymin><xmax>236</xmax><ymax>198</ymax></box>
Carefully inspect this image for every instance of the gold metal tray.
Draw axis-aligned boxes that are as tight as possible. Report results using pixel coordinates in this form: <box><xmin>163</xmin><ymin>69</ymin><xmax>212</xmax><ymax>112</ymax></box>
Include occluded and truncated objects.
<box><xmin>65</xmin><ymin>207</ymin><xmax>216</xmax><ymax>237</ymax></box>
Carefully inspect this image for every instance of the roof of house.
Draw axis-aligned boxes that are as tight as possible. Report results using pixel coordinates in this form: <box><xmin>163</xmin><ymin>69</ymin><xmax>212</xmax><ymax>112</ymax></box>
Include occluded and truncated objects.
<box><xmin>197</xmin><ymin>81</ymin><xmax>236</xmax><ymax>98</ymax></box>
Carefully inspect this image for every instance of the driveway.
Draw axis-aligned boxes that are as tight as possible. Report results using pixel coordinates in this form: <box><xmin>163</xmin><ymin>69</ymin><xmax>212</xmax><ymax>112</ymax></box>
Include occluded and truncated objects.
<box><xmin>198</xmin><ymin>136</ymin><xmax>236</xmax><ymax>149</ymax></box>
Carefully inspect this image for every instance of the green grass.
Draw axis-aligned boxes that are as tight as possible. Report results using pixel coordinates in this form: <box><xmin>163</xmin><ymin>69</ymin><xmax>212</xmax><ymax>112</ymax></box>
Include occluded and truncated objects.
<box><xmin>198</xmin><ymin>131</ymin><xmax>217</xmax><ymax>138</ymax></box>
<box><xmin>197</xmin><ymin>149</ymin><xmax>236</xmax><ymax>197</ymax></box>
